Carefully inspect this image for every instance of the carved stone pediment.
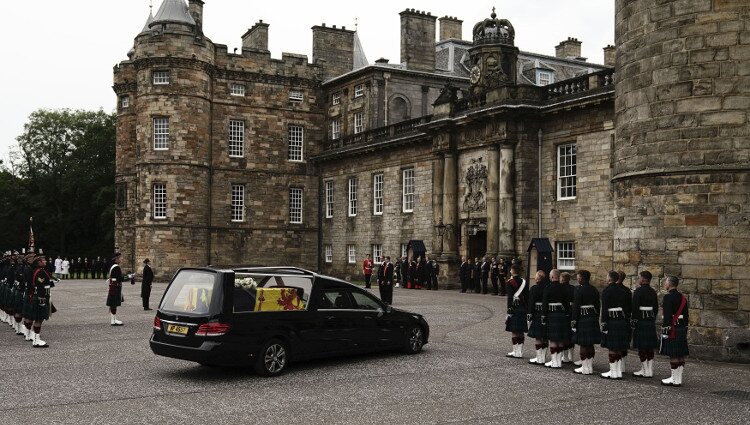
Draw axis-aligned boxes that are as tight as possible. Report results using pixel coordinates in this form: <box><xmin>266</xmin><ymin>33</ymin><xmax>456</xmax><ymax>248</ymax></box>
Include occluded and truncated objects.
<box><xmin>463</xmin><ymin>158</ymin><xmax>488</xmax><ymax>213</ymax></box>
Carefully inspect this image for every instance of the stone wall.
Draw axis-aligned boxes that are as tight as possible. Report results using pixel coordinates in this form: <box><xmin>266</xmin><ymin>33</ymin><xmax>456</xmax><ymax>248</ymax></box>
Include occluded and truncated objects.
<box><xmin>400</xmin><ymin>9</ymin><xmax>437</xmax><ymax>72</ymax></box>
<box><xmin>614</xmin><ymin>0</ymin><xmax>750</xmax><ymax>361</ymax></box>
<box><xmin>319</xmin><ymin>140</ymin><xmax>435</xmax><ymax>280</ymax></box>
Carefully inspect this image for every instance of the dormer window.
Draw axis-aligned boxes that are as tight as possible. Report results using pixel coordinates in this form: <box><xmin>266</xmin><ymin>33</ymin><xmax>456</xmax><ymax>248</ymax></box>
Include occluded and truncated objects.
<box><xmin>153</xmin><ymin>70</ymin><xmax>170</xmax><ymax>85</ymax></box>
<box><xmin>538</xmin><ymin>71</ymin><xmax>554</xmax><ymax>86</ymax></box>
<box><xmin>289</xmin><ymin>90</ymin><xmax>304</xmax><ymax>102</ymax></box>
<box><xmin>354</xmin><ymin>84</ymin><xmax>364</xmax><ymax>98</ymax></box>
<box><xmin>230</xmin><ymin>83</ymin><xmax>245</xmax><ymax>96</ymax></box>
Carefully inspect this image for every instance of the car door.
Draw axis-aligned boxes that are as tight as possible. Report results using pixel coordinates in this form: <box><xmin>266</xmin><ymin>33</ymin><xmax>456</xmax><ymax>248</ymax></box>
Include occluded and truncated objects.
<box><xmin>349</xmin><ymin>289</ymin><xmax>401</xmax><ymax>350</ymax></box>
<box><xmin>311</xmin><ymin>287</ymin><xmax>361</xmax><ymax>354</ymax></box>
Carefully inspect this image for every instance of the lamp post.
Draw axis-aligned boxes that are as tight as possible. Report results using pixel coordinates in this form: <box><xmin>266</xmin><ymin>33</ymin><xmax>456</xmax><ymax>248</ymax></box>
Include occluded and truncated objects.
<box><xmin>435</xmin><ymin>220</ymin><xmax>446</xmax><ymax>255</ymax></box>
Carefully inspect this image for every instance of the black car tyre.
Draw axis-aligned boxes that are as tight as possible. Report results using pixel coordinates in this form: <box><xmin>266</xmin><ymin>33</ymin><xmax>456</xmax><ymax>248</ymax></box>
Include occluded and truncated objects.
<box><xmin>255</xmin><ymin>338</ymin><xmax>289</xmax><ymax>377</ymax></box>
<box><xmin>403</xmin><ymin>325</ymin><xmax>425</xmax><ymax>354</ymax></box>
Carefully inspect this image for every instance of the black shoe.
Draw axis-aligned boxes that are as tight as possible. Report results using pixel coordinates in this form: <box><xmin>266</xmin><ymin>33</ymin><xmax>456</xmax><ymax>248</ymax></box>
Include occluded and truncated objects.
<box><xmin>144</xmin><ymin>307</ymin><xmax>152</xmax><ymax>311</ymax></box>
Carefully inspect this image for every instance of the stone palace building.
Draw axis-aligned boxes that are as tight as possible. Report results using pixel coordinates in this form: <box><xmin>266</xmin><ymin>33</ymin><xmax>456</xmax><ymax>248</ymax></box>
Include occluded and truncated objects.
<box><xmin>113</xmin><ymin>0</ymin><xmax>749</xmax><ymax>362</ymax></box>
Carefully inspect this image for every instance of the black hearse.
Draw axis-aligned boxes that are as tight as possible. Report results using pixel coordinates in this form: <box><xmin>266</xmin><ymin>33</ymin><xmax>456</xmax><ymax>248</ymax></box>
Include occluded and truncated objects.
<box><xmin>150</xmin><ymin>267</ymin><xmax>429</xmax><ymax>376</ymax></box>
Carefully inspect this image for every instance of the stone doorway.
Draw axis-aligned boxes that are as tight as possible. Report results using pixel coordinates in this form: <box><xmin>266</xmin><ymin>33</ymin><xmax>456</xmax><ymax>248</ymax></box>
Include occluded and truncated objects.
<box><xmin>468</xmin><ymin>231</ymin><xmax>487</xmax><ymax>261</ymax></box>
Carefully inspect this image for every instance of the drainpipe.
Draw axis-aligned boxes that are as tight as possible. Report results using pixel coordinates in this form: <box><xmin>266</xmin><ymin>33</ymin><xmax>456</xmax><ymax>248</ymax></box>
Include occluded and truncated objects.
<box><xmin>538</xmin><ymin>129</ymin><xmax>543</xmax><ymax>238</ymax></box>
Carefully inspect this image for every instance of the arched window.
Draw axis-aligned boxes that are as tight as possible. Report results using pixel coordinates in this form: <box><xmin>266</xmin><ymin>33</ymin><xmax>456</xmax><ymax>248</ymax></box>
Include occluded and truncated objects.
<box><xmin>389</xmin><ymin>96</ymin><xmax>410</xmax><ymax>124</ymax></box>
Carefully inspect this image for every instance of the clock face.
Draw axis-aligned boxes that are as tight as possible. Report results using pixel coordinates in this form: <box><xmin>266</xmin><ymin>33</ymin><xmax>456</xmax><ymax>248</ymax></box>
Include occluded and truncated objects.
<box><xmin>470</xmin><ymin>66</ymin><xmax>481</xmax><ymax>84</ymax></box>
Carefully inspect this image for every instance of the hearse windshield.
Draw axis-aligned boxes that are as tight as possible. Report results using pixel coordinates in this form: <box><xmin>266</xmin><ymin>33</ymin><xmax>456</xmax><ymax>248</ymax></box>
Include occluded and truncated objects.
<box><xmin>160</xmin><ymin>270</ymin><xmax>221</xmax><ymax>315</ymax></box>
<box><xmin>233</xmin><ymin>273</ymin><xmax>313</xmax><ymax>313</ymax></box>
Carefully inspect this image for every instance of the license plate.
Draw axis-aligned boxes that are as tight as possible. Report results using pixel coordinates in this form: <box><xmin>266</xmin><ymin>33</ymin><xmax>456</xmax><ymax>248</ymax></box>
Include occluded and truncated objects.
<box><xmin>167</xmin><ymin>324</ymin><xmax>189</xmax><ymax>335</ymax></box>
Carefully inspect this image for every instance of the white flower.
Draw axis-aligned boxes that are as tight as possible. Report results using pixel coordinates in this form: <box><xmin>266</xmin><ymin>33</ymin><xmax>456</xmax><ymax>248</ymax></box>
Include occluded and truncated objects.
<box><xmin>235</xmin><ymin>276</ymin><xmax>257</xmax><ymax>290</ymax></box>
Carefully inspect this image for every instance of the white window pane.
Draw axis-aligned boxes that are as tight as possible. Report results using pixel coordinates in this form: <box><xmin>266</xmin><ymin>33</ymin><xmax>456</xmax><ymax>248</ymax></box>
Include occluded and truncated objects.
<box><xmin>348</xmin><ymin>245</ymin><xmax>356</xmax><ymax>264</ymax></box>
<box><xmin>558</xmin><ymin>143</ymin><xmax>577</xmax><ymax>200</ymax></box>
<box><xmin>330</xmin><ymin>119</ymin><xmax>340</xmax><ymax>140</ymax></box>
<box><xmin>229</xmin><ymin>120</ymin><xmax>244</xmax><ymax>157</ymax></box>
<box><xmin>403</xmin><ymin>168</ymin><xmax>415</xmax><ymax>212</ymax></box>
<box><xmin>153</xmin><ymin>117</ymin><xmax>169</xmax><ymax>150</ymax></box>
<box><xmin>230</xmin><ymin>83</ymin><xmax>245</xmax><ymax>96</ymax></box>
<box><xmin>289</xmin><ymin>188</ymin><xmax>303</xmax><ymax>224</ymax></box>
<box><xmin>153</xmin><ymin>184</ymin><xmax>167</xmax><ymax>219</ymax></box>
<box><xmin>325</xmin><ymin>181</ymin><xmax>334</xmax><ymax>218</ymax></box>
<box><xmin>288</xmin><ymin>125</ymin><xmax>304</xmax><ymax>161</ymax></box>
<box><xmin>348</xmin><ymin>178</ymin><xmax>357</xmax><ymax>216</ymax></box>
<box><xmin>556</xmin><ymin>241</ymin><xmax>576</xmax><ymax>270</ymax></box>
<box><xmin>332</xmin><ymin>92</ymin><xmax>341</xmax><ymax>105</ymax></box>
<box><xmin>354</xmin><ymin>113</ymin><xmax>364</xmax><ymax>134</ymax></box>
<box><xmin>153</xmin><ymin>71</ymin><xmax>169</xmax><ymax>85</ymax></box>
<box><xmin>231</xmin><ymin>184</ymin><xmax>245</xmax><ymax>222</ymax></box>
<box><xmin>289</xmin><ymin>90</ymin><xmax>304</xmax><ymax>101</ymax></box>
<box><xmin>325</xmin><ymin>245</ymin><xmax>333</xmax><ymax>263</ymax></box>
<box><xmin>373</xmin><ymin>174</ymin><xmax>383</xmax><ymax>215</ymax></box>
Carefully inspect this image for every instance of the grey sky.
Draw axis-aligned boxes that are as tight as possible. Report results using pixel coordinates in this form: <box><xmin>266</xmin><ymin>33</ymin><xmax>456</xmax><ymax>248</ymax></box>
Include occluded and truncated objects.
<box><xmin>0</xmin><ymin>0</ymin><xmax>614</xmax><ymax>163</ymax></box>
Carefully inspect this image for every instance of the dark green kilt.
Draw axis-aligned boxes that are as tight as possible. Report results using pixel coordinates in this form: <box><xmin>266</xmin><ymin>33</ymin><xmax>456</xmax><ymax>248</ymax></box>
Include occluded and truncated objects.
<box><xmin>505</xmin><ymin>308</ymin><xmax>528</xmax><ymax>333</ymax></box>
<box><xmin>546</xmin><ymin>310</ymin><xmax>570</xmax><ymax>342</ymax></box>
<box><xmin>28</xmin><ymin>296</ymin><xmax>51</xmax><ymax>321</ymax></box>
<box><xmin>632</xmin><ymin>319</ymin><xmax>659</xmax><ymax>349</ymax></box>
<box><xmin>601</xmin><ymin>318</ymin><xmax>631</xmax><ymax>350</ymax></box>
<box><xmin>14</xmin><ymin>290</ymin><xmax>25</xmax><ymax>313</ymax></box>
<box><xmin>106</xmin><ymin>283</ymin><xmax>123</xmax><ymax>307</ymax></box>
<box><xmin>573</xmin><ymin>314</ymin><xmax>601</xmax><ymax>346</ymax></box>
<box><xmin>660</xmin><ymin>326</ymin><xmax>689</xmax><ymax>357</ymax></box>
<box><xmin>527</xmin><ymin>312</ymin><xmax>546</xmax><ymax>339</ymax></box>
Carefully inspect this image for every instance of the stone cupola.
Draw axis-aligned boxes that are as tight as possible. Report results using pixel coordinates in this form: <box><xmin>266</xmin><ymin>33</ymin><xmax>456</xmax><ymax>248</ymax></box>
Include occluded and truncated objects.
<box><xmin>467</xmin><ymin>8</ymin><xmax>520</xmax><ymax>104</ymax></box>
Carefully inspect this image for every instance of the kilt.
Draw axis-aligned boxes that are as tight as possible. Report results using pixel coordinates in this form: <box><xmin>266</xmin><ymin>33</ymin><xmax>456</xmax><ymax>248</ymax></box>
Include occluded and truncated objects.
<box><xmin>527</xmin><ymin>312</ymin><xmax>546</xmax><ymax>339</ymax></box>
<box><xmin>106</xmin><ymin>283</ymin><xmax>123</xmax><ymax>307</ymax></box>
<box><xmin>505</xmin><ymin>309</ymin><xmax>528</xmax><ymax>333</ymax></box>
<box><xmin>14</xmin><ymin>290</ymin><xmax>25</xmax><ymax>313</ymax></box>
<box><xmin>660</xmin><ymin>326</ymin><xmax>689</xmax><ymax>357</ymax></box>
<box><xmin>632</xmin><ymin>319</ymin><xmax>659</xmax><ymax>350</ymax></box>
<box><xmin>0</xmin><ymin>284</ymin><xmax>7</xmax><ymax>308</ymax></box>
<box><xmin>573</xmin><ymin>314</ymin><xmax>601</xmax><ymax>346</ymax></box>
<box><xmin>546</xmin><ymin>310</ymin><xmax>570</xmax><ymax>342</ymax></box>
<box><xmin>28</xmin><ymin>296</ymin><xmax>51</xmax><ymax>321</ymax></box>
<box><xmin>601</xmin><ymin>318</ymin><xmax>631</xmax><ymax>351</ymax></box>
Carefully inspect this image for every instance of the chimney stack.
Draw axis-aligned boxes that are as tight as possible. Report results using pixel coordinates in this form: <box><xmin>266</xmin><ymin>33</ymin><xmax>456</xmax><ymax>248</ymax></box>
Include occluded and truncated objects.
<box><xmin>400</xmin><ymin>9</ymin><xmax>437</xmax><ymax>72</ymax></box>
<box><xmin>603</xmin><ymin>44</ymin><xmax>616</xmax><ymax>67</ymax></box>
<box><xmin>188</xmin><ymin>0</ymin><xmax>204</xmax><ymax>33</ymax></box>
<box><xmin>438</xmin><ymin>16</ymin><xmax>463</xmax><ymax>41</ymax></box>
<box><xmin>242</xmin><ymin>20</ymin><xmax>269</xmax><ymax>51</ymax></box>
<box><xmin>312</xmin><ymin>24</ymin><xmax>355</xmax><ymax>79</ymax></box>
<box><xmin>555</xmin><ymin>37</ymin><xmax>584</xmax><ymax>60</ymax></box>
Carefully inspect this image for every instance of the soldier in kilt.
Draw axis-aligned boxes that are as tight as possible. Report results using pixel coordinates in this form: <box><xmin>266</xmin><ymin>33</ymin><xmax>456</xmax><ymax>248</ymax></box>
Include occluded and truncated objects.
<box><xmin>600</xmin><ymin>271</ymin><xmax>632</xmax><ymax>380</ymax></box>
<box><xmin>505</xmin><ymin>264</ymin><xmax>528</xmax><ymax>358</ymax></box>
<box><xmin>660</xmin><ymin>276</ymin><xmax>689</xmax><ymax>387</ymax></box>
<box><xmin>0</xmin><ymin>252</ymin><xmax>11</xmax><ymax>326</ymax></box>
<box><xmin>616</xmin><ymin>270</ymin><xmax>633</xmax><ymax>372</ymax></box>
<box><xmin>541</xmin><ymin>269</ymin><xmax>570</xmax><ymax>368</ymax></box>
<box><xmin>527</xmin><ymin>270</ymin><xmax>549</xmax><ymax>365</ymax></box>
<box><xmin>560</xmin><ymin>272</ymin><xmax>578</xmax><ymax>365</ymax></box>
<box><xmin>631</xmin><ymin>271</ymin><xmax>659</xmax><ymax>378</ymax></box>
<box><xmin>14</xmin><ymin>252</ymin><xmax>32</xmax><ymax>337</ymax></box>
<box><xmin>572</xmin><ymin>270</ymin><xmax>600</xmax><ymax>375</ymax></box>
<box><xmin>27</xmin><ymin>253</ymin><xmax>54</xmax><ymax>347</ymax></box>
<box><xmin>107</xmin><ymin>252</ymin><xmax>126</xmax><ymax>326</ymax></box>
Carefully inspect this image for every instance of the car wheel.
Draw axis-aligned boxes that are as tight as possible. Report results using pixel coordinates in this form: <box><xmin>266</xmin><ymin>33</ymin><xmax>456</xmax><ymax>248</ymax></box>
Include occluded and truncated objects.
<box><xmin>255</xmin><ymin>339</ymin><xmax>289</xmax><ymax>377</ymax></box>
<box><xmin>404</xmin><ymin>325</ymin><xmax>425</xmax><ymax>354</ymax></box>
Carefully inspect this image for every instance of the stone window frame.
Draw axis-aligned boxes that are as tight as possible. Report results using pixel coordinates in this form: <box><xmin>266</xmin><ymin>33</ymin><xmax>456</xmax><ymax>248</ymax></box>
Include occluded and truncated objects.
<box><xmin>348</xmin><ymin>177</ymin><xmax>358</xmax><ymax>217</ymax></box>
<box><xmin>330</xmin><ymin>118</ymin><xmax>341</xmax><ymax>140</ymax></box>
<box><xmin>372</xmin><ymin>244</ymin><xmax>382</xmax><ymax>263</ymax></box>
<box><xmin>289</xmin><ymin>187</ymin><xmax>304</xmax><ymax>224</ymax></box>
<box><xmin>332</xmin><ymin>91</ymin><xmax>341</xmax><ymax>105</ymax></box>
<box><xmin>347</xmin><ymin>244</ymin><xmax>356</xmax><ymax>264</ymax></box>
<box><xmin>354</xmin><ymin>84</ymin><xmax>365</xmax><ymax>98</ymax></box>
<box><xmin>115</xmin><ymin>182</ymin><xmax>127</xmax><ymax>210</ymax></box>
<box><xmin>120</xmin><ymin>95</ymin><xmax>130</xmax><ymax>109</ymax></box>
<box><xmin>287</xmin><ymin>125</ymin><xmax>304</xmax><ymax>162</ymax></box>
<box><xmin>153</xmin><ymin>116</ymin><xmax>169</xmax><ymax>150</ymax></box>
<box><xmin>228</xmin><ymin>119</ymin><xmax>245</xmax><ymax>158</ymax></box>
<box><xmin>289</xmin><ymin>89</ymin><xmax>304</xmax><ymax>102</ymax></box>
<box><xmin>324</xmin><ymin>244</ymin><xmax>333</xmax><ymax>263</ymax></box>
<box><xmin>373</xmin><ymin>173</ymin><xmax>384</xmax><ymax>216</ymax></box>
<box><xmin>556</xmin><ymin>241</ymin><xmax>576</xmax><ymax>270</ymax></box>
<box><xmin>402</xmin><ymin>167</ymin><xmax>415</xmax><ymax>213</ymax></box>
<box><xmin>152</xmin><ymin>70</ymin><xmax>170</xmax><ymax>85</ymax></box>
<box><xmin>152</xmin><ymin>182</ymin><xmax>167</xmax><ymax>220</ymax></box>
<box><xmin>230</xmin><ymin>183</ymin><xmax>245</xmax><ymax>223</ymax></box>
<box><xmin>230</xmin><ymin>82</ymin><xmax>246</xmax><ymax>97</ymax></box>
<box><xmin>401</xmin><ymin>243</ymin><xmax>408</xmax><ymax>259</ymax></box>
<box><xmin>353</xmin><ymin>112</ymin><xmax>364</xmax><ymax>134</ymax></box>
<box><xmin>557</xmin><ymin>142</ymin><xmax>577</xmax><ymax>200</ymax></box>
<box><xmin>324</xmin><ymin>180</ymin><xmax>334</xmax><ymax>219</ymax></box>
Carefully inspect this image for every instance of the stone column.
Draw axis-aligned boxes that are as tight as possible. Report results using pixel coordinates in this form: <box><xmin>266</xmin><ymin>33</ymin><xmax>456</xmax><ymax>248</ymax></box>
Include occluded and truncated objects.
<box><xmin>498</xmin><ymin>146</ymin><xmax>515</xmax><ymax>256</ymax></box>
<box><xmin>486</xmin><ymin>146</ymin><xmax>499</xmax><ymax>257</ymax></box>
<box><xmin>432</xmin><ymin>154</ymin><xmax>445</xmax><ymax>255</ymax></box>
<box><xmin>442</xmin><ymin>152</ymin><xmax>458</xmax><ymax>259</ymax></box>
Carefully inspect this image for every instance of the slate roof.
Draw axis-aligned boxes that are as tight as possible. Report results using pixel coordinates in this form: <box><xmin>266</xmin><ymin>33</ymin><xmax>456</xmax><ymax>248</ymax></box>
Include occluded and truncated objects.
<box><xmin>150</xmin><ymin>0</ymin><xmax>195</xmax><ymax>28</ymax></box>
<box><xmin>353</xmin><ymin>32</ymin><xmax>369</xmax><ymax>70</ymax></box>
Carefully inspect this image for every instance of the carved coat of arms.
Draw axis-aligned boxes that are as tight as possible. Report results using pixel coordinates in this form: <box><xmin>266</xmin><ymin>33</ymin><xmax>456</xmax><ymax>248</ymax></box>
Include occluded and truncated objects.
<box><xmin>463</xmin><ymin>158</ymin><xmax>488</xmax><ymax>213</ymax></box>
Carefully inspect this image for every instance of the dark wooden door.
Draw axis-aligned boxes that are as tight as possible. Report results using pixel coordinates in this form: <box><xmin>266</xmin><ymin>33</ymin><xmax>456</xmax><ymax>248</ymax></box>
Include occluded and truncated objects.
<box><xmin>468</xmin><ymin>231</ymin><xmax>487</xmax><ymax>260</ymax></box>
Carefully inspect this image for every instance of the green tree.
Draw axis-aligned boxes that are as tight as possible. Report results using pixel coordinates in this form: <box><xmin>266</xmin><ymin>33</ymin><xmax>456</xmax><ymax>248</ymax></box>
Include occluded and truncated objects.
<box><xmin>6</xmin><ymin>109</ymin><xmax>116</xmax><ymax>257</ymax></box>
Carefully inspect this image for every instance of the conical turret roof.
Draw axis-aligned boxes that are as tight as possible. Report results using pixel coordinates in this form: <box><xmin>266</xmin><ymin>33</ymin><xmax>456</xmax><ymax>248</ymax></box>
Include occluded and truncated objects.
<box><xmin>140</xmin><ymin>9</ymin><xmax>154</xmax><ymax>34</ymax></box>
<box><xmin>150</xmin><ymin>0</ymin><xmax>195</xmax><ymax>28</ymax></box>
<box><xmin>353</xmin><ymin>32</ymin><xmax>369</xmax><ymax>70</ymax></box>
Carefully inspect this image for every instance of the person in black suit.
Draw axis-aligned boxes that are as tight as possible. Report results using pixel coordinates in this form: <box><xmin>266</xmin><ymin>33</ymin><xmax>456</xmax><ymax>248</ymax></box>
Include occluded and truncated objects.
<box><xmin>141</xmin><ymin>259</ymin><xmax>154</xmax><ymax>310</ymax></box>
<box><xmin>480</xmin><ymin>256</ymin><xmax>490</xmax><ymax>294</ymax></box>
<box><xmin>459</xmin><ymin>257</ymin><xmax>470</xmax><ymax>293</ymax></box>
<box><xmin>472</xmin><ymin>257</ymin><xmax>481</xmax><ymax>293</ymax></box>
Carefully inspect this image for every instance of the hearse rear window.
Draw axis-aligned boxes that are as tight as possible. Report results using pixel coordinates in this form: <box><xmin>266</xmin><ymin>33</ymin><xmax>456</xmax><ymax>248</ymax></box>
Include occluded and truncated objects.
<box><xmin>160</xmin><ymin>270</ymin><xmax>219</xmax><ymax>315</ymax></box>
<box><xmin>233</xmin><ymin>273</ymin><xmax>313</xmax><ymax>313</ymax></box>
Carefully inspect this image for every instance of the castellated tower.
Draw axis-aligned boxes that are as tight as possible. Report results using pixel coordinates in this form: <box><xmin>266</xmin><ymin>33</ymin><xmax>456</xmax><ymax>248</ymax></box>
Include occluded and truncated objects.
<box><xmin>114</xmin><ymin>0</ymin><xmax>325</xmax><ymax>278</ymax></box>
<box><xmin>614</xmin><ymin>0</ymin><xmax>749</xmax><ymax>361</ymax></box>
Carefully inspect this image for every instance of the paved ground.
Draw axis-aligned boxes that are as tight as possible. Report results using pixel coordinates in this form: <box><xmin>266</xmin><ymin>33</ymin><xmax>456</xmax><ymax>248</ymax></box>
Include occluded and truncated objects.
<box><xmin>1</xmin><ymin>280</ymin><xmax>749</xmax><ymax>424</ymax></box>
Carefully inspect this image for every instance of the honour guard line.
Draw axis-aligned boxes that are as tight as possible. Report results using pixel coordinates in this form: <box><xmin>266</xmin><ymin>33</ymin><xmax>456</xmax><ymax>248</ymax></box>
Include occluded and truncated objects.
<box><xmin>504</xmin><ymin>267</ymin><xmax>690</xmax><ymax>387</ymax></box>
<box><xmin>1</xmin><ymin>218</ymin><xmax>137</xmax><ymax>348</ymax></box>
